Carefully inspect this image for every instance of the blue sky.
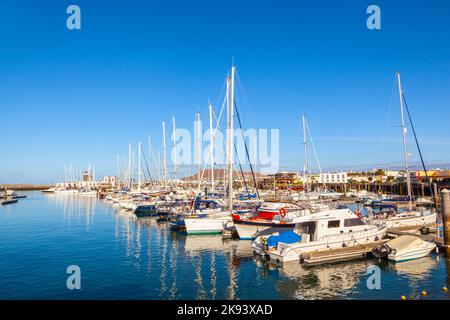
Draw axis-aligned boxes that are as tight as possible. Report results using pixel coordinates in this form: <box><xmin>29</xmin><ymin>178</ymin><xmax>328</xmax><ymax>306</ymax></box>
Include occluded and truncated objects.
<box><xmin>0</xmin><ymin>0</ymin><xmax>449</xmax><ymax>183</ymax></box>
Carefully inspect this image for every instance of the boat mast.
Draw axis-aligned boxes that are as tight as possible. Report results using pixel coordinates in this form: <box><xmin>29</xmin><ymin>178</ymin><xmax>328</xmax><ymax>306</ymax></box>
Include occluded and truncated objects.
<box><xmin>397</xmin><ymin>72</ymin><xmax>413</xmax><ymax>210</ymax></box>
<box><xmin>196</xmin><ymin>112</ymin><xmax>202</xmax><ymax>189</ymax></box>
<box><xmin>128</xmin><ymin>143</ymin><xmax>132</xmax><ymax>190</ymax></box>
<box><xmin>172</xmin><ymin>116</ymin><xmax>178</xmax><ymax>181</ymax></box>
<box><xmin>227</xmin><ymin>66</ymin><xmax>236</xmax><ymax>212</ymax></box>
<box><xmin>302</xmin><ymin>114</ymin><xmax>308</xmax><ymax>192</ymax></box>
<box><xmin>148</xmin><ymin>135</ymin><xmax>152</xmax><ymax>185</ymax></box>
<box><xmin>162</xmin><ymin>121</ymin><xmax>168</xmax><ymax>188</ymax></box>
<box><xmin>138</xmin><ymin>142</ymin><xmax>142</xmax><ymax>191</ymax></box>
<box><xmin>116</xmin><ymin>153</ymin><xmax>120</xmax><ymax>181</ymax></box>
<box><xmin>209</xmin><ymin>101</ymin><xmax>215</xmax><ymax>192</ymax></box>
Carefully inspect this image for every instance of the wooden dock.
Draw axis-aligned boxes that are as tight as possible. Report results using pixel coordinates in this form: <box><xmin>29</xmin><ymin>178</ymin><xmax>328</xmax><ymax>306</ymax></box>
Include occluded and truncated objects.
<box><xmin>301</xmin><ymin>241</ymin><xmax>388</xmax><ymax>265</ymax></box>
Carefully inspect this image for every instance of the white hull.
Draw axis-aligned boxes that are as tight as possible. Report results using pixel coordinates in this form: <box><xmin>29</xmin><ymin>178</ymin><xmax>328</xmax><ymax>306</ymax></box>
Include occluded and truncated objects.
<box><xmin>76</xmin><ymin>192</ymin><xmax>97</xmax><ymax>196</ymax></box>
<box><xmin>385</xmin><ymin>212</ymin><xmax>436</xmax><ymax>230</ymax></box>
<box><xmin>184</xmin><ymin>214</ymin><xmax>232</xmax><ymax>235</ymax></box>
<box><xmin>388</xmin><ymin>245</ymin><xmax>436</xmax><ymax>262</ymax></box>
<box><xmin>256</xmin><ymin>226</ymin><xmax>386</xmax><ymax>263</ymax></box>
<box><xmin>53</xmin><ymin>190</ymin><xmax>78</xmax><ymax>195</ymax></box>
<box><xmin>119</xmin><ymin>201</ymin><xmax>135</xmax><ymax>210</ymax></box>
<box><xmin>235</xmin><ymin>223</ymin><xmax>271</xmax><ymax>240</ymax></box>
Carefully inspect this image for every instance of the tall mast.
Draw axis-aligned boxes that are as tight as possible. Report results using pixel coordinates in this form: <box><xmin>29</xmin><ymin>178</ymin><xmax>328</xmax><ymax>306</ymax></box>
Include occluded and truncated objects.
<box><xmin>397</xmin><ymin>72</ymin><xmax>413</xmax><ymax>209</ymax></box>
<box><xmin>148</xmin><ymin>135</ymin><xmax>152</xmax><ymax>184</ymax></box>
<box><xmin>138</xmin><ymin>142</ymin><xmax>142</xmax><ymax>191</ymax></box>
<box><xmin>157</xmin><ymin>152</ymin><xmax>162</xmax><ymax>185</ymax></box>
<box><xmin>209</xmin><ymin>102</ymin><xmax>215</xmax><ymax>192</ymax></box>
<box><xmin>162</xmin><ymin>121</ymin><xmax>168</xmax><ymax>188</ymax></box>
<box><xmin>64</xmin><ymin>164</ymin><xmax>67</xmax><ymax>184</ymax></box>
<box><xmin>196</xmin><ymin>112</ymin><xmax>202</xmax><ymax>188</ymax></box>
<box><xmin>131</xmin><ymin>149</ymin><xmax>135</xmax><ymax>190</ymax></box>
<box><xmin>302</xmin><ymin>114</ymin><xmax>308</xmax><ymax>192</ymax></box>
<box><xmin>128</xmin><ymin>143</ymin><xmax>132</xmax><ymax>190</ymax></box>
<box><xmin>116</xmin><ymin>153</ymin><xmax>120</xmax><ymax>180</ymax></box>
<box><xmin>172</xmin><ymin>116</ymin><xmax>177</xmax><ymax>180</ymax></box>
<box><xmin>227</xmin><ymin>66</ymin><xmax>236</xmax><ymax>212</ymax></box>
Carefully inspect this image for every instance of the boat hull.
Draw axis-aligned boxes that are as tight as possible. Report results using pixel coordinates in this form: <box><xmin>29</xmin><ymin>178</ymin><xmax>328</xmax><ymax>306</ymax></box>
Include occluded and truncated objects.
<box><xmin>385</xmin><ymin>212</ymin><xmax>436</xmax><ymax>230</ymax></box>
<box><xmin>184</xmin><ymin>217</ymin><xmax>231</xmax><ymax>235</ymax></box>
<box><xmin>258</xmin><ymin>227</ymin><xmax>387</xmax><ymax>263</ymax></box>
<box><xmin>234</xmin><ymin>219</ymin><xmax>295</xmax><ymax>240</ymax></box>
<box><xmin>388</xmin><ymin>243</ymin><xmax>436</xmax><ymax>262</ymax></box>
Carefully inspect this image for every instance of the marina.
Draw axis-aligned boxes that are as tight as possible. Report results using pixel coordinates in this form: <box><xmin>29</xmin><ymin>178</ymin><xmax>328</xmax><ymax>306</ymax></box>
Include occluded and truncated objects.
<box><xmin>1</xmin><ymin>65</ymin><xmax>449</xmax><ymax>300</ymax></box>
<box><xmin>1</xmin><ymin>1</ymin><xmax>449</xmax><ymax>304</ymax></box>
<box><xmin>1</xmin><ymin>191</ymin><xmax>450</xmax><ymax>300</ymax></box>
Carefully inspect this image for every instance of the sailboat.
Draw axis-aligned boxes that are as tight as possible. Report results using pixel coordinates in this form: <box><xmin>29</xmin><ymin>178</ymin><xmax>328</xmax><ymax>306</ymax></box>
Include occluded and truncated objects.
<box><xmin>365</xmin><ymin>73</ymin><xmax>436</xmax><ymax>231</ymax></box>
<box><xmin>183</xmin><ymin>66</ymin><xmax>238</xmax><ymax>235</ymax></box>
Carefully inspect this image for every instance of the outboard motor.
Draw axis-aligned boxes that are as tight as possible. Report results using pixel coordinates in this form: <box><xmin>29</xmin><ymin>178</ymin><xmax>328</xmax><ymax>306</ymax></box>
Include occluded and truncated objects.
<box><xmin>372</xmin><ymin>244</ymin><xmax>391</xmax><ymax>259</ymax></box>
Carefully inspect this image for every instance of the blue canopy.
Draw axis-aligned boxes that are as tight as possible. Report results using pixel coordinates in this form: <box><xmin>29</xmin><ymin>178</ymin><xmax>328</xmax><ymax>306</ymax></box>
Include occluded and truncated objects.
<box><xmin>266</xmin><ymin>231</ymin><xmax>301</xmax><ymax>247</ymax></box>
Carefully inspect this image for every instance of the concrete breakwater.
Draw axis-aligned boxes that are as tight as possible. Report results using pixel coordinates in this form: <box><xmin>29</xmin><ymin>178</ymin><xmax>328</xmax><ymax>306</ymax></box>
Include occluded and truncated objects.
<box><xmin>0</xmin><ymin>184</ymin><xmax>55</xmax><ymax>191</ymax></box>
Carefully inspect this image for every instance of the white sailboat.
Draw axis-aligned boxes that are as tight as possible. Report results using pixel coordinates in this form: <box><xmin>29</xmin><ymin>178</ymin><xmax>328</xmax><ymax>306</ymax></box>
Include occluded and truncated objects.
<box><xmin>366</xmin><ymin>73</ymin><xmax>436</xmax><ymax>230</ymax></box>
<box><xmin>184</xmin><ymin>66</ymin><xmax>237</xmax><ymax>235</ymax></box>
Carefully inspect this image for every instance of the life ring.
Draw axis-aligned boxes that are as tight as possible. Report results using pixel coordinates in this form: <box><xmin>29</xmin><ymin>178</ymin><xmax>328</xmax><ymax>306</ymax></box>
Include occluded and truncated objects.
<box><xmin>279</xmin><ymin>207</ymin><xmax>287</xmax><ymax>218</ymax></box>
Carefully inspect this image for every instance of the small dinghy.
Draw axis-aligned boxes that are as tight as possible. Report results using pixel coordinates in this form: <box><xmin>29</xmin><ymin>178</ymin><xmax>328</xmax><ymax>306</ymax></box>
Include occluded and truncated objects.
<box><xmin>372</xmin><ymin>235</ymin><xmax>436</xmax><ymax>262</ymax></box>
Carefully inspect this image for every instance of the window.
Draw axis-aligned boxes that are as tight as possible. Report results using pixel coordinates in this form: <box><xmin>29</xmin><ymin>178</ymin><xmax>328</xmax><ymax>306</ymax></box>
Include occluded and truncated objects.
<box><xmin>328</xmin><ymin>220</ymin><xmax>340</xmax><ymax>228</ymax></box>
<box><xmin>344</xmin><ymin>218</ymin><xmax>366</xmax><ymax>227</ymax></box>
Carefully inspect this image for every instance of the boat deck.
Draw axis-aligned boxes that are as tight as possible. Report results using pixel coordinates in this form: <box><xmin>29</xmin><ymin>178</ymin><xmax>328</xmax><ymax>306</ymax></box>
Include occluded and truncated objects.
<box><xmin>301</xmin><ymin>241</ymin><xmax>388</xmax><ymax>266</ymax></box>
<box><xmin>387</xmin><ymin>225</ymin><xmax>443</xmax><ymax>247</ymax></box>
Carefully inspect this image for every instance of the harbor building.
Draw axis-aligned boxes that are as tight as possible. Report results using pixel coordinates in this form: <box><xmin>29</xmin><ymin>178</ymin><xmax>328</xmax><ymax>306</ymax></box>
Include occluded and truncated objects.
<box><xmin>318</xmin><ymin>172</ymin><xmax>348</xmax><ymax>184</ymax></box>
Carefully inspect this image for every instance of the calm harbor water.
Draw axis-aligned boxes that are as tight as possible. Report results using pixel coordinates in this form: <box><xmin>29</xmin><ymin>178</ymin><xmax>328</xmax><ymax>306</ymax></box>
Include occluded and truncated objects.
<box><xmin>1</xmin><ymin>192</ymin><xmax>449</xmax><ymax>300</ymax></box>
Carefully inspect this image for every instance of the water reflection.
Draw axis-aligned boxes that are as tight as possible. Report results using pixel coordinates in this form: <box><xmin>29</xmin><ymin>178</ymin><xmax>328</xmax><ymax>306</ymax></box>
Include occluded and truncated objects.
<box><xmin>46</xmin><ymin>194</ymin><xmax>97</xmax><ymax>228</ymax></box>
<box><xmin>55</xmin><ymin>195</ymin><xmax>448</xmax><ymax>299</ymax></box>
<box><xmin>5</xmin><ymin>193</ymin><xmax>450</xmax><ymax>300</ymax></box>
<box><xmin>268</xmin><ymin>260</ymin><xmax>372</xmax><ymax>299</ymax></box>
<box><xmin>391</xmin><ymin>256</ymin><xmax>438</xmax><ymax>278</ymax></box>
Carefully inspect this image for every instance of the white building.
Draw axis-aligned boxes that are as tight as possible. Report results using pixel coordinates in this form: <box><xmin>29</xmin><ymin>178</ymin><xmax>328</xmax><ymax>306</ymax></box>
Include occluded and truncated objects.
<box><xmin>318</xmin><ymin>172</ymin><xmax>348</xmax><ymax>184</ymax></box>
<box><xmin>102</xmin><ymin>176</ymin><xmax>119</xmax><ymax>187</ymax></box>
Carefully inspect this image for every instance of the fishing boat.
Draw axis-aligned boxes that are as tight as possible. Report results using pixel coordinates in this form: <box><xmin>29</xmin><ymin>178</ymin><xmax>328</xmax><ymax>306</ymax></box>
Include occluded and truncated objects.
<box><xmin>252</xmin><ymin>208</ymin><xmax>387</xmax><ymax>264</ymax></box>
<box><xmin>372</xmin><ymin>235</ymin><xmax>436</xmax><ymax>262</ymax></box>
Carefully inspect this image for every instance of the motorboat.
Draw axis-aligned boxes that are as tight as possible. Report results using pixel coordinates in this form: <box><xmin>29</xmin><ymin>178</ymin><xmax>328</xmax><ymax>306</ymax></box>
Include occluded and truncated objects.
<box><xmin>365</xmin><ymin>205</ymin><xmax>436</xmax><ymax>231</ymax></box>
<box><xmin>75</xmin><ymin>189</ymin><xmax>97</xmax><ymax>196</ymax></box>
<box><xmin>1</xmin><ymin>190</ymin><xmax>27</xmax><ymax>199</ymax></box>
<box><xmin>372</xmin><ymin>235</ymin><xmax>436</xmax><ymax>262</ymax></box>
<box><xmin>252</xmin><ymin>208</ymin><xmax>387</xmax><ymax>264</ymax></box>
<box><xmin>232</xmin><ymin>202</ymin><xmax>310</xmax><ymax>240</ymax></box>
<box><xmin>1</xmin><ymin>197</ymin><xmax>18</xmax><ymax>205</ymax></box>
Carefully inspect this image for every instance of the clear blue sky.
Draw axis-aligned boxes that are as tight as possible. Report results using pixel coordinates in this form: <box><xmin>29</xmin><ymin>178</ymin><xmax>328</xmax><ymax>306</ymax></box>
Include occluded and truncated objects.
<box><xmin>1</xmin><ymin>0</ymin><xmax>449</xmax><ymax>183</ymax></box>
